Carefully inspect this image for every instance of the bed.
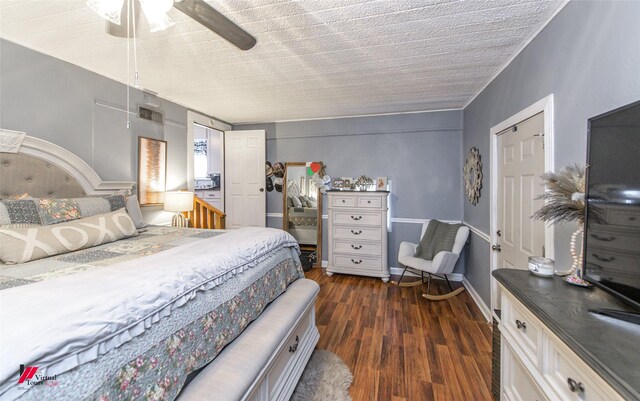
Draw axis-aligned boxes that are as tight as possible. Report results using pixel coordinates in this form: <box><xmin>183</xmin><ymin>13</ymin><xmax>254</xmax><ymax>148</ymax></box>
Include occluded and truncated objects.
<box><xmin>287</xmin><ymin>206</ymin><xmax>318</xmax><ymax>245</ymax></box>
<box><xmin>0</xmin><ymin>134</ymin><xmax>320</xmax><ymax>401</ymax></box>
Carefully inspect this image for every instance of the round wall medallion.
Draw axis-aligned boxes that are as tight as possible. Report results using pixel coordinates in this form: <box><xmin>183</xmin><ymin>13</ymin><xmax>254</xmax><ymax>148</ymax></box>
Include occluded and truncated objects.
<box><xmin>464</xmin><ymin>147</ymin><xmax>483</xmax><ymax>206</ymax></box>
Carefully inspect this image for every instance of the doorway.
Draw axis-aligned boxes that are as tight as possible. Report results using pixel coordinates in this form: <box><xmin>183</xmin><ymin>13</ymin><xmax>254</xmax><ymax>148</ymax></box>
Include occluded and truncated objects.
<box><xmin>490</xmin><ymin>95</ymin><xmax>555</xmax><ymax>311</ymax></box>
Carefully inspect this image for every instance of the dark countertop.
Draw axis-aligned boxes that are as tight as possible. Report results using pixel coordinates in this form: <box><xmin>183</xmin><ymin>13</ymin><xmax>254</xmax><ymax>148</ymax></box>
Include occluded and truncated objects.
<box><xmin>493</xmin><ymin>269</ymin><xmax>640</xmax><ymax>401</ymax></box>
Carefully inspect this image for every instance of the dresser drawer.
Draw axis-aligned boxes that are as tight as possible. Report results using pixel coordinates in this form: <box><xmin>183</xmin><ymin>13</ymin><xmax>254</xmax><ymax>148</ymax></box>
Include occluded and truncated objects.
<box><xmin>267</xmin><ymin>306</ymin><xmax>313</xmax><ymax>397</ymax></box>
<box><xmin>543</xmin><ymin>335</ymin><xmax>624</xmax><ymax>401</ymax></box>
<box><xmin>587</xmin><ymin>246</ymin><xmax>640</xmax><ymax>273</ymax></box>
<box><xmin>502</xmin><ymin>341</ymin><xmax>549</xmax><ymax>401</ymax></box>
<box><xmin>502</xmin><ymin>292</ymin><xmax>543</xmax><ymax>367</ymax></box>
<box><xmin>332</xmin><ymin>211</ymin><xmax>382</xmax><ymax>226</ymax></box>
<box><xmin>333</xmin><ymin>226</ymin><xmax>382</xmax><ymax>241</ymax></box>
<box><xmin>606</xmin><ymin>208</ymin><xmax>640</xmax><ymax>228</ymax></box>
<box><xmin>331</xmin><ymin>195</ymin><xmax>356</xmax><ymax>208</ymax></box>
<box><xmin>333</xmin><ymin>254</ymin><xmax>382</xmax><ymax>271</ymax></box>
<box><xmin>588</xmin><ymin>227</ymin><xmax>640</xmax><ymax>251</ymax></box>
<box><xmin>357</xmin><ymin>195</ymin><xmax>383</xmax><ymax>208</ymax></box>
<box><xmin>333</xmin><ymin>240</ymin><xmax>382</xmax><ymax>256</ymax></box>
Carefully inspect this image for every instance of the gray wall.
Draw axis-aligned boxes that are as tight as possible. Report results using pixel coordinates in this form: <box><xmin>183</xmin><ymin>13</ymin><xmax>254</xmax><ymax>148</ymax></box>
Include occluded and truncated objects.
<box><xmin>236</xmin><ymin>110</ymin><xmax>465</xmax><ymax>271</ymax></box>
<box><xmin>0</xmin><ymin>39</ymin><xmax>215</xmax><ymax>223</ymax></box>
<box><xmin>463</xmin><ymin>1</ymin><xmax>640</xmax><ymax>307</ymax></box>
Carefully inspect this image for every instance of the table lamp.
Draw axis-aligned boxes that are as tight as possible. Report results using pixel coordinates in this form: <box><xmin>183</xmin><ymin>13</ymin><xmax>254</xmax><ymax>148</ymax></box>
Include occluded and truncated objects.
<box><xmin>164</xmin><ymin>191</ymin><xmax>194</xmax><ymax>227</ymax></box>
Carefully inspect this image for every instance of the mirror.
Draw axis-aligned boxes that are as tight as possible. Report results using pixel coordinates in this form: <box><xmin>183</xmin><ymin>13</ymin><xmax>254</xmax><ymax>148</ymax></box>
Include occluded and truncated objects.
<box><xmin>283</xmin><ymin>162</ymin><xmax>323</xmax><ymax>269</ymax></box>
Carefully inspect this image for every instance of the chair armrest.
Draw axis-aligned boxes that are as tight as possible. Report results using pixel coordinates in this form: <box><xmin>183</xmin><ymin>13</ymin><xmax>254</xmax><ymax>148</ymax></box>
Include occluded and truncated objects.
<box><xmin>398</xmin><ymin>241</ymin><xmax>418</xmax><ymax>258</ymax></box>
<box><xmin>432</xmin><ymin>251</ymin><xmax>460</xmax><ymax>275</ymax></box>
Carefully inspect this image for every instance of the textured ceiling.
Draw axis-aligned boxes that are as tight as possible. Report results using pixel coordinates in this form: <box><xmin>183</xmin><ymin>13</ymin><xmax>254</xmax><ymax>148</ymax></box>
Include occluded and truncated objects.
<box><xmin>0</xmin><ymin>0</ymin><xmax>566</xmax><ymax>123</ymax></box>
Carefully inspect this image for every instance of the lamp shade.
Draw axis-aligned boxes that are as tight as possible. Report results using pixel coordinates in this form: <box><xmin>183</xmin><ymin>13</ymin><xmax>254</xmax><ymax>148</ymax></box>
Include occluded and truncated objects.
<box><xmin>164</xmin><ymin>191</ymin><xmax>194</xmax><ymax>212</ymax></box>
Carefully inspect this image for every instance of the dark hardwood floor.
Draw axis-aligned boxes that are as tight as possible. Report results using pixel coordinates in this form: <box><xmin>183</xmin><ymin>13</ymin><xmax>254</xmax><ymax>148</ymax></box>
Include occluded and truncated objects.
<box><xmin>304</xmin><ymin>267</ymin><xmax>493</xmax><ymax>401</ymax></box>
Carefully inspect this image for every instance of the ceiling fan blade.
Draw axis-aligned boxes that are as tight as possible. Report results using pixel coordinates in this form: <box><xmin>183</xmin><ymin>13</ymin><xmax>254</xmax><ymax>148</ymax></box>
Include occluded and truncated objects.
<box><xmin>173</xmin><ymin>0</ymin><xmax>256</xmax><ymax>51</ymax></box>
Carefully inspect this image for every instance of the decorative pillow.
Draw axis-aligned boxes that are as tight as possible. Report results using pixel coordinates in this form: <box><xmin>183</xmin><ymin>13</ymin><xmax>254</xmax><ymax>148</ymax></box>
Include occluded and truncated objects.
<box><xmin>0</xmin><ymin>199</ymin><xmax>43</xmax><ymax>225</ymax></box>
<box><xmin>287</xmin><ymin>197</ymin><xmax>294</xmax><ymax>207</ymax></box>
<box><xmin>38</xmin><ymin>198</ymin><xmax>81</xmax><ymax>225</ymax></box>
<box><xmin>0</xmin><ymin>209</ymin><xmax>138</xmax><ymax>264</ymax></box>
<box><xmin>291</xmin><ymin>196</ymin><xmax>303</xmax><ymax>208</ymax></box>
<box><xmin>307</xmin><ymin>198</ymin><xmax>318</xmax><ymax>208</ymax></box>
<box><xmin>125</xmin><ymin>195</ymin><xmax>147</xmax><ymax>229</ymax></box>
<box><xmin>105</xmin><ymin>194</ymin><xmax>127</xmax><ymax>211</ymax></box>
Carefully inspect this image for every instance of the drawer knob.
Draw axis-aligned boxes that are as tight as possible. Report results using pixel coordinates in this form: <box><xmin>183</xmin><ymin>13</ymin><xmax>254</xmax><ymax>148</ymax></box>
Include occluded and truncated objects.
<box><xmin>351</xmin><ymin>230</ymin><xmax>362</xmax><ymax>235</ymax></box>
<box><xmin>351</xmin><ymin>259</ymin><xmax>363</xmax><ymax>264</ymax></box>
<box><xmin>351</xmin><ymin>215</ymin><xmax>362</xmax><ymax>221</ymax></box>
<box><xmin>342</xmin><ymin>199</ymin><xmax>346</xmax><ymax>203</ymax></box>
<box><xmin>351</xmin><ymin>244</ymin><xmax>362</xmax><ymax>250</ymax></box>
<box><xmin>367</xmin><ymin>200</ymin><xmax>371</xmax><ymax>204</ymax></box>
<box><xmin>567</xmin><ymin>378</ymin><xmax>585</xmax><ymax>393</ymax></box>
<box><xmin>515</xmin><ymin>319</ymin><xmax>527</xmax><ymax>330</ymax></box>
<box><xmin>288</xmin><ymin>335</ymin><xmax>300</xmax><ymax>353</ymax></box>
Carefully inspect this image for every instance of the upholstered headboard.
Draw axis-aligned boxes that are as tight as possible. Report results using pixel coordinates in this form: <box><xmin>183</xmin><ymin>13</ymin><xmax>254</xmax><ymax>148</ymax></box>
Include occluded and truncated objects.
<box><xmin>0</xmin><ymin>153</ymin><xmax>86</xmax><ymax>198</ymax></box>
<box><xmin>0</xmin><ymin>131</ymin><xmax>134</xmax><ymax>198</ymax></box>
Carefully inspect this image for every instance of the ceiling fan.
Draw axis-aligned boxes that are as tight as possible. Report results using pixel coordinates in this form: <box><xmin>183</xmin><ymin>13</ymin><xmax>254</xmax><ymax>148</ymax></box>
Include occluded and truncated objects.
<box><xmin>87</xmin><ymin>0</ymin><xmax>256</xmax><ymax>50</ymax></box>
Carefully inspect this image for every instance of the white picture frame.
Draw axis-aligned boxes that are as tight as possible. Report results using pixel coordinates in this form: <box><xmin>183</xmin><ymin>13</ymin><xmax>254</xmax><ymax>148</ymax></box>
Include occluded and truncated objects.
<box><xmin>376</xmin><ymin>177</ymin><xmax>387</xmax><ymax>191</ymax></box>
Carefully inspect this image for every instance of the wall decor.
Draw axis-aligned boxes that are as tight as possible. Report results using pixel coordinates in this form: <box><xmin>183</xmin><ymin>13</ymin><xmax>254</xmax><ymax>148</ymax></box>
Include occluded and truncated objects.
<box><xmin>463</xmin><ymin>147</ymin><xmax>483</xmax><ymax>206</ymax></box>
<box><xmin>138</xmin><ymin>137</ymin><xmax>167</xmax><ymax>206</ymax></box>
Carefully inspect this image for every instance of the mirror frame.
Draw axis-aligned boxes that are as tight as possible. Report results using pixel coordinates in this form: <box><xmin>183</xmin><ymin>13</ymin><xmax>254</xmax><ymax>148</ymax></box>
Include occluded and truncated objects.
<box><xmin>282</xmin><ymin>162</ymin><xmax>323</xmax><ymax>268</ymax></box>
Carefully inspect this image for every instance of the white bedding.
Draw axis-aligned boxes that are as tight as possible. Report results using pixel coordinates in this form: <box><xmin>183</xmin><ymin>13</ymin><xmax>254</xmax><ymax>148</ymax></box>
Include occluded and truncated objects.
<box><xmin>0</xmin><ymin>227</ymin><xmax>298</xmax><ymax>396</ymax></box>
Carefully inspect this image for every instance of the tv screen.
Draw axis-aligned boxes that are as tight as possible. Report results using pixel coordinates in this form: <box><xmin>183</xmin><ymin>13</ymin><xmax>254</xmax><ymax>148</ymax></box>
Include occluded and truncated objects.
<box><xmin>584</xmin><ymin>100</ymin><xmax>640</xmax><ymax>310</ymax></box>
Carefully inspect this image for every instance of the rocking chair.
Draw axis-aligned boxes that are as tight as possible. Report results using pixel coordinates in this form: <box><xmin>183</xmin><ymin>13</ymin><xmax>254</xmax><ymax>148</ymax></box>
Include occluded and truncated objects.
<box><xmin>393</xmin><ymin>220</ymin><xmax>469</xmax><ymax>300</ymax></box>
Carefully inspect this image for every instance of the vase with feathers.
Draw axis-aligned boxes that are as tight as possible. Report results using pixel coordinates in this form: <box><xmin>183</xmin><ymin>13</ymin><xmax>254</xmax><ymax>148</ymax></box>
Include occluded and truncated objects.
<box><xmin>532</xmin><ymin>164</ymin><xmax>585</xmax><ymax>276</ymax></box>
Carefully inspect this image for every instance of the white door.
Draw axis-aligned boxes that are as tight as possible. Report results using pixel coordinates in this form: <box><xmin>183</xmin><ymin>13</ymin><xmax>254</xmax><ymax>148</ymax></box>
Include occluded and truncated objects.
<box><xmin>224</xmin><ymin>130</ymin><xmax>266</xmax><ymax>228</ymax></box>
<box><xmin>496</xmin><ymin>112</ymin><xmax>546</xmax><ymax>269</ymax></box>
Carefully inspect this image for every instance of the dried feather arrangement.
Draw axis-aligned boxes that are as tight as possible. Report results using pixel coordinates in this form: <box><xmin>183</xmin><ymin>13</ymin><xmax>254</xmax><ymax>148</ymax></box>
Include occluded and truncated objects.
<box><xmin>532</xmin><ymin>164</ymin><xmax>585</xmax><ymax>225</ymax></box>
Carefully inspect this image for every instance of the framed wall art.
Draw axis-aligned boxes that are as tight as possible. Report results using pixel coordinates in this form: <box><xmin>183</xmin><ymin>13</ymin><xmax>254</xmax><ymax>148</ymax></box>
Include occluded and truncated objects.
<box><xmin>138</xmin><ymin>137</ymin><xmax>167</xmax><ymax>206</ymax></box>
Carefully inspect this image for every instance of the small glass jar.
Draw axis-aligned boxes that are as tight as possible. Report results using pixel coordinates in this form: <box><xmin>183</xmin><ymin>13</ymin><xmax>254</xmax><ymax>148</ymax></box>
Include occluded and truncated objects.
<box><xmin>528</xmin><ymin>256</ymin><xmax>555</xmax><ymax>277</ymax></box>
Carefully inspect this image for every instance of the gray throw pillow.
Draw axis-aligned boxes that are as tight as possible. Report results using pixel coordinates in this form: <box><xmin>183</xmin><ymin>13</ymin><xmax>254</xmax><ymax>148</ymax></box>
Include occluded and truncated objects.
<box><xmin>414</xmin><ymin>220</ymin><xmax>463</xmax><ymax>260</ymax></box>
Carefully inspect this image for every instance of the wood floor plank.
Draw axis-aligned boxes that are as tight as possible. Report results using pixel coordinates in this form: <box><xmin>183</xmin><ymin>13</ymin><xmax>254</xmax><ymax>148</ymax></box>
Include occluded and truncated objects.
<box><xmin>305</xmin><ymin>267</ymin><xmax>492</xmax><ymax>401</ymax></box>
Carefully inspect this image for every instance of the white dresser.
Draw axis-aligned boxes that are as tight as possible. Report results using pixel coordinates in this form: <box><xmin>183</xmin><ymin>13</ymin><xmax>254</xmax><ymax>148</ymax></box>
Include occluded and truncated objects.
<box><xmin>326</xmin><ymin>191</ymin><xmax>390</xmax><ymax>282</ymax></box>
<box><xmin>493</xmin><ymin>269</ymin><xmax>633</xmax><ymax>401</ymax></box>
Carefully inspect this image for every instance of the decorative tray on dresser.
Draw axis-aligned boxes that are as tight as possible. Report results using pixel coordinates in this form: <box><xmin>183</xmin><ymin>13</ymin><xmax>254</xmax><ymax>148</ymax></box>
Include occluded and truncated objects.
<box><xmin>326</xmin><ymin>190</ymin><xmax>390</xmax><ymax>282</ymax></box>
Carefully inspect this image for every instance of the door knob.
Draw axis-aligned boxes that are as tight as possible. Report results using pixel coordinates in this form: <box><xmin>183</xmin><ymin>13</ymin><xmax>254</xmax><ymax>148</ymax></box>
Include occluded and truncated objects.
<box><xmin>492</xmin><ymin>244</ymin><xmax>502</xmax><ymax>252</ymax></box>
<box><xmin>259</xmin><ymin>188</ymin><xmax>265</xmax><ymax>192</ymax></box>
<box><xmin>496</xmin><ymin>230</ymin><xmax>502</xmax><ymax>237</ymax></box>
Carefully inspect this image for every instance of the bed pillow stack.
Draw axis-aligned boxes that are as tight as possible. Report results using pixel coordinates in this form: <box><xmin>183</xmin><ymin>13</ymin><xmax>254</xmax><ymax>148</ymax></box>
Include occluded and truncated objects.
<box><xmin>0</xmin><ymin>208</ymin><xmax>138</xmax><ymax>264</ymax></box>
<box><xmin>287</xmin><ymin>195</ymin><xmax>317</xmax><ymax>208</ymax></box>
<box><xmin>0</xmin><ymin>194</ymin><xmax>147</xmax><ymax>229</ymax></box>
<box><xmin>0</xmin><ymin>194</ymin><xmax>147</xmax><ymax>264</ymax></box>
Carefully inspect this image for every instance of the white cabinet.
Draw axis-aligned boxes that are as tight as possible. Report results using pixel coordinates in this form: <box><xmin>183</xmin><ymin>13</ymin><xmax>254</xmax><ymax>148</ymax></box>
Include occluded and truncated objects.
<box><xmin>195</xmin><ymin>189</ymin><xmax>223</xmax><ymax>211</ymax></box>
<box><xmin>499</xmin><ymin>286</ymin><xmax>625</xmax><ymax>401</ymax></box>
<box><xmin>326</xmin><ymin>191</ymin><xmax>389</xmax><ymax>282</ymax></box>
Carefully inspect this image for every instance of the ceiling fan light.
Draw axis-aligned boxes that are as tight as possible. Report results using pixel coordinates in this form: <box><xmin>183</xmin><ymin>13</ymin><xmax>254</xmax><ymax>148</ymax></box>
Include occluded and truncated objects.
<box><xmin>87</xmin><ymin>0</ymin><xmax>124</xmax><ymax>24</ymax></box>
<box><xmin>146</xmin><ymin>13</ymin><xmax>175</xmax><ymax>32</ymax></box>
<box><xmin>139</xmin><ymin>0</ymin><xmax>175</xmax><ymax>32</ymax></box>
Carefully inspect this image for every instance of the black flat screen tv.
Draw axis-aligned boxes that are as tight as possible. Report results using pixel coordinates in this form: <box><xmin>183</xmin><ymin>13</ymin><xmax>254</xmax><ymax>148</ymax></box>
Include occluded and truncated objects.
<box><xmin>584</xmin><ymin>99</ymin><xmax>640</xmax><ymax>324</ymax></box>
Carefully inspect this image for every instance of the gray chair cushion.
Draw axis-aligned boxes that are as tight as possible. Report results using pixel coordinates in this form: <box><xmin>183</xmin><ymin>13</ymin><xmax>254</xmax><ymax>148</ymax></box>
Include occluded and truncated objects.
<box><xmin>414</xmin><ymin>220</ymin><xmax>463</xmax><ymax>260</ymax></box>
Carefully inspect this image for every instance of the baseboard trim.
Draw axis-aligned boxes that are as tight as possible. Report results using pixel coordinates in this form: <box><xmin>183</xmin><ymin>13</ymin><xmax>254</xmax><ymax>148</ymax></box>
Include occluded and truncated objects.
<box><xmin>461</xmin><ymin>276</ymin><xmax>492</xmax><ymax>322</ymax></box>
